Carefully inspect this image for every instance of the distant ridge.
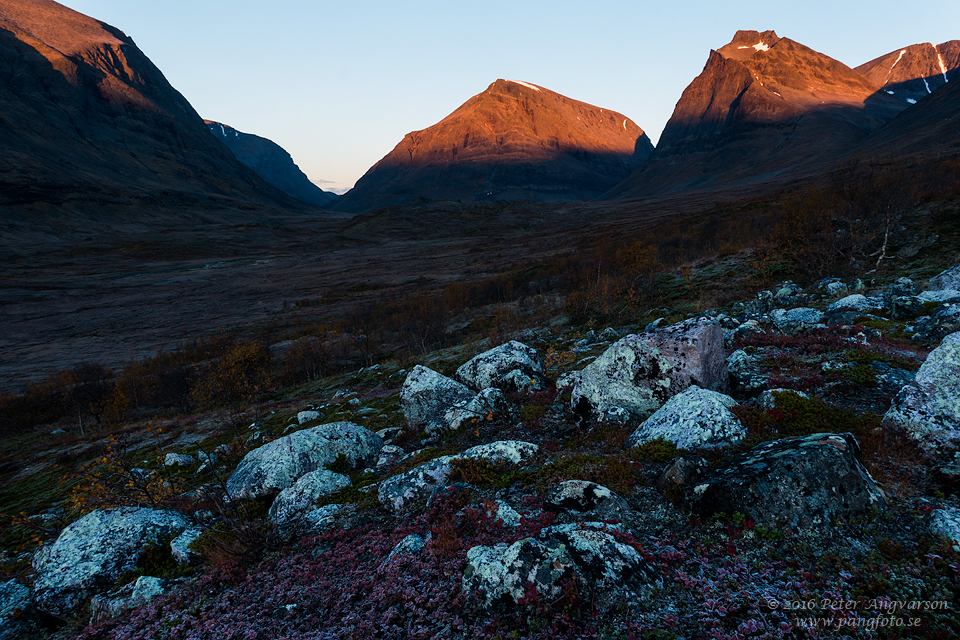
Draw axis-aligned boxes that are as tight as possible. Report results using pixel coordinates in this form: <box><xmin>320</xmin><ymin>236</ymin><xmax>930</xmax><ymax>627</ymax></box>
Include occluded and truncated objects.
<box><xmin>206</xmin><ymin>121</ymin><xmax>337</xmax><ymax>207</ymax></box>
<box><xmin>605</xmin><ymin>30</ymin><xmax>905</xmax><ymax>200</ymax></box>
<box><xmin>331</xmin><ymin>79</ymin><xmax>652</xmax><ymax>213</ymax></box>
<box><xmin>0</xmin><ymin>0</ymin><xmax>309</xmax><ymax>225</ymax></box>
<box><xmin>856</xmin><ymin>41</ymin><xmax>960</xmax><ymax>106</ymax></box>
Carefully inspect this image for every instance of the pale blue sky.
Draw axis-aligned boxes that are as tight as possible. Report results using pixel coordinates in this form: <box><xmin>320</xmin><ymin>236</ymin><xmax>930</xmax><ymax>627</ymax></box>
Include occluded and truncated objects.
<box><xmin>63</xmin><ymin>0</ymin><xmax>960</xmax><ymax>192</ymax></box>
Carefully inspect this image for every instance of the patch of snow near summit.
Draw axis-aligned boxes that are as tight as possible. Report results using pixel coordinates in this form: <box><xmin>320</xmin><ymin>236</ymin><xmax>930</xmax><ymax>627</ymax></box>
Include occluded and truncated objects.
<box><xmin>753</xmin><ymin>42</ymin><xmax>770</xmax><ymax>52</ymax></box>
<box><xmin>622</xmin><ymin>119</ymin><xmax>627</xmax><ymax>130</ymax></box>
<box><xmin>907</xmin><ymin>98</ymin><xmax>918</xmax><ymax>104</ymax></box>
<box><xmin>923</xmin><ymin>78</ymin><xmax>931</xmax><ymax>94</ymax></box>
<box><xmin>508</xmin><ymin>80</ymin><xmax>540</xmax><ymax>92</ymax></box>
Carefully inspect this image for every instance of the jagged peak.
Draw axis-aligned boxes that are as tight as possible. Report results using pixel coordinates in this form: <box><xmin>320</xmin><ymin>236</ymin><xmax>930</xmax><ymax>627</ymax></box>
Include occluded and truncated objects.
<box><xmin>718</xmin><ymin>29</ymin><xmax>781</xmax><ymax>61</ymax></box>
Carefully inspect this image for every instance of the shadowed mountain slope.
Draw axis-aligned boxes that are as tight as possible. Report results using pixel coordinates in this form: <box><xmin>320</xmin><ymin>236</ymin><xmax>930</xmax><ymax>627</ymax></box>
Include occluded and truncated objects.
<box><xmin>605</xmin><ymin>30</ymin><xmax>906</xmax><ymax>200</ymax></box>
<box><xmin>331</xmin><ymin>79</ymin><xmax>653</xmax><ymax>213</ymax></box>
<box><xmin>206</xmin><ymin>121</ymin><xmax>338</xmax><ymax>207</ymax></box>
<box><xmin>856</xmin><ymin>41</ymin><xmax>960</xmax><ymax>106</ymax></box>
<box><xmin>0</xmin><ymin>0</ymin><xmax>308</xmax><ymax>224</ymax></box>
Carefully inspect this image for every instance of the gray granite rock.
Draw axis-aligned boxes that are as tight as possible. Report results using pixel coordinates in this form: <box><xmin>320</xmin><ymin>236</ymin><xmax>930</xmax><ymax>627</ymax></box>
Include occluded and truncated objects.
<box><xmin>689</xmin><ymin>433</ymin><xmax>885</xmax><ymax>528</ymax></box>
<box><xmin>627</xmin><ymin>386</ymin><xmax>745</xmax><ymax>449</ymax></box>
<box><xmin>726</xmin><ymin>349</ymin><xmax>768</xmax><ymax>396</ymax></box>
<box><xmin>169</xmin><ymin>526</ymin><xmax>204</xmax><ymax>565</ymax></box>
<box><xmin>32</xmin><ymin>507</ymin><xmax>189</xmax><ymax>619</ymax></box>
<box><xmin>929</xmin><ymin>265</ymin><xmax>960</xmax><ymax>291</ymax></box>
<box><xmin>268</xmin><ymin>469</ymin><xmax>351</xmax><ymax>530</ymax></box>
<box><xmin>458</xmin><ymin>440</ymin><xmax>538</xmax><ymax>465</ymax></box>
<box><xmin>928</xmin><ymin>507</ymin><xmax>960</xmax><ymax>551</ymax></box>
<box><xmin>544</xmin><ymin>480</ymin><xmax>631</xmax><ymax>519</ymax></box>
<box><xmin>572</xmin><ymin>319</ymin><xmax>727</xmax><ymax>424</ymax></box>
<box><xmin>163</xmin><ymin>453</ymin><xmax>195</xmax><ymax>467</ymax></box>
<box><xmin>441</xmin><ymin>388</ymin><xmax>519</xmax><ymax>435</ymax></box>
<box><xmin>882</xmin><ymin>331</ymin><xmax>960</xmax><ymax>452</ymax></box>
<box><xmin>378</xmin><ymin>456</ymin><xmax>457</xmax><ymax>514</ymax></box>
<box><xmin>225</xmin><ymin>422</ymin><xmax>381</xmax><ymax>501</ymax></box>
<box><xmin>89</xmin><ymin>576</ymin><xmax>171</xmax><ymax>625</ymax></box>
<box><xmin>400</xmin><ymin>366</ymin><xmax>476</xmax><ymax>435</ymax></box>
<box><xmin>456</xmin><ymin>341</ymin><xmax>547</xmax><ymax>392</ymax></box>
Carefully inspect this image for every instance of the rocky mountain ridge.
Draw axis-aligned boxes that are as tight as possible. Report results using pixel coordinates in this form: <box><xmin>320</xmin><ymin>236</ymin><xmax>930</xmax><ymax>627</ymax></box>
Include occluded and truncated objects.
<box><xmin>205</xmin><ymin>120</ymin><xmax>338</xmax><ymax>207</ymax></box>
<box><xmin>331</xmin><ymin>79</ymin><xmax>653</xmax><ymax>213</ymax></box>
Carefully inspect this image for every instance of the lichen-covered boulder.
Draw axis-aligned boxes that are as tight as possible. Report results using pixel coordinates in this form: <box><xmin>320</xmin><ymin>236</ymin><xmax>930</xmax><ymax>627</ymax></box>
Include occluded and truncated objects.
<box><xmin>463</xmin><ymin>522</ymin><xmax>658</xmax><ymax>609</ymax></box>
<box><xmin>441</xmin><ymin>388</ymin><xmax>519</xmax><ymax>435</ymax></box>
<box><xmin>571</xmin><ymin>319</ymin><xmax>727</xmax><ymax>424</ymax></box>
<box><xmin>726</xmin><ymin>349</ymin><xmax>767</xmax><ymax>396</ymax></box>
<box><xmin>169</xmin><ymin>527</ymin><xmax>203</xmax><ymax>565</ymax></box>
<box><xmin>297</xmin><ymin>410</ymin><xmax>322</xmax><ymax>424</ymax></box>
<box><xmin>378</xmin><ymin>456</ymin><xmax>457</xmax><ymax>513</ymax></box>
<box><xmin>928</xmin><ymin>507</ymin><xmax>960</xmax><ymax>551</ymax></box>
<box><xmin>400</xmin><ymin>366</ymin><xmax>476</xmax><ymax>434</ymax></box>
<box><xmin>890</xmin><ymin>295</ymin><xmax>925</xmax><ymax>320</ymax></box>
<box><xmin>32</xmin><ymin>507</ymin><xmax>190</xmax><ymax>619</ymax></box>
<box><xmin>383</xmin><ymin>533</ymin><xmax>431</xmax><ymax>564</ymax></box>
<box><xmin>456</xmin><ymin>341</ymin><xmax>548</xmax><ymax>392</ymax></box>
<box><xmin>826</xmin><ymin>294</ymin><xmax>885</xmax><ymax>314</ymax></box>
<box><xmin>770</xmin><ymin>307</ymin><xmax>824</xmax><ymax>332</ymax></box>
<box><xmin>163</xmin><ymin>453</ymin><xmax>194</xmax><ymax>467</ymax></box>
<box><xmin>919</xmin><ymin>289</ymin><xmax>960</xmax><ymax>304</ymax></box>
<box><xmin>883</xmin><ymin>332</ymin><xmax>960</xmax><ymax>452</ymax></box>
<box><xmin>89</xmin><ymin>576</ymin><xmax>171</xmax><ymax>625</ymax></box>
<box><xmin>689</xmin><ymin>433</ymin><xmax>885</xmax><ymax>528</ymax></box>
<box><xmin>544</xmin><ymin>480</ymin><xmax>630</xmax><ymax>519</ymax></box>
<box><xmin>928</xmin><ymin>265</ymin><xmax>960</xmax><ymax>291</ymax></box>
<box><xmin>301</xmin><ymin>504</ymin><xmax>345</xmax><ymax>533</ymax></box>
<box><xmin>225</xmin><ymin>422</ymin><xmax>382</xmax><ymax>501</ymax></box>
<box><xmin>0</xmin><ymin>579</ymin><xmax>31</xmax><ymax>639</ymax></box>
<box><xmin>626</xmin><ymin>386</ymin><xmax>745</xmax><ymax>449</ymax></box>
<box><xmin>268</xmin><ymin>470</ymin><xmax>351</xmax><ymax>529</ymax></box>
<box><xmin>459</xmin><ymin>440</ymin><xmax>538</xmax><ymax>465</ymax></box>
<box><xmin>908</xmin><ymin>304</ymin><xmax>960</xmax><ymax>343</ymax></box>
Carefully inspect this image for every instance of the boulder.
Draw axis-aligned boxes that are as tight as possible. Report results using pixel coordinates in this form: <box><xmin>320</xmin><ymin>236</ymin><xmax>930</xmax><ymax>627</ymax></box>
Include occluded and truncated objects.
<box><xmin>544</xmin><ymin>480</ymin><xmax>631</xmax><ymax>519</ymax></box>
<box><xmin>376</xmin><ymin>444</ymin><xmax>406</xmax><ymax>468</ymax></box>
<box><xmin>378</xmin><ymin>441</ymin><xmax>538</xmax><ymax>513</ymax></box>
<box><xmin>32</xmin><ymin>507</ymin><xmax>189</xmax><ymax>619</ymax></box>
<box><xmin>726</xmin><ymin>349</ymin><xmax>767</xmax><ymax>396</ymax></box>
<box><xmin>919</xmin><ymin>289</ymin><xmax>960</xmax><ymax>304</ymax></box>
<box><xmin>770</xmin><ymin>307</ymin><xmax>824</xmax><ymax>332</ymax></box>
<box><xmin>400</xmin><ymin>366</ymin><xmax>476</xmax><ymax>434</ymax></box>
<box><xmin>225</xmin><ymin>422</ymin><xmax>382</xmax><ymax>501</ymax></box>
<box><xmin>656</xmin><ymin>455</ymin><xmax>709</xmax><ymax>497</ymax></box>
<box><xmin>455</xmin><ymin>341</ymin><xmax>548</xmax><ymax>392</ymax></box>
<box><xmin>773</xmin><ymin>281</ymin><xmax>803</xmax><ymax>301</ymax></box>
<box><xmin>459</xmin><ymin>440</ymin><xmax>538</xmax><ymax>465</ymax></box>
<box><xmin>882</xmin><ymin>331</ymin><xmax>960</xmax><ymax>451</ymax></box>
<box><xmin>886</xmin><ymin>277</ymin><xmax>919</xmax><ymax>298</ymax></box>
<box><xmin>929</xmin><ymin>265</ymin><xmax>960</xmax><ymax>291</ymax></box>
<box><xmin>463</xmin><ymin>522</ymin><xmax>658</xmax><ymax>609</ymax></box>
<box><xmin>169</xmin><ymin>527</ymin><xmax>204</xmax><ymax>565</ymax></box>
<box><xmin>300</xmin><ymin>504</ymin><xmax>345</xmax><ymax>533</ymax></box>
<box><xmin>378</xmin><ymin>456</ymin><xmax>457</xmax><ymax>514</ymax></box>
<box><xmin>0</xmin><ymin>579</ymin><xmax>31</xmax><ymax>639</ymax></box>
<box><xmin>441</xmin><ymin>388</ymin><xmax>519</xmax><ymax>435</ymax></box>
<box><xmin>268</xmin><ymin>470</ymin><xmax>351</xmax><ymax>530</ymax></box>
<box><xmin>297</xmin><ymin>410</ymin><xmax>322</xmax><ymax>424</ymax></box>
<box><xmin>571</xmin><ymin>319</ymin><xmax>727</xmax><ymax>424</ymax></box>
<box><xmin>908</xmin><ymin>303</ymin><xmax>960</xmax><ymax>342</ymax></box>
<box><xmin>89</xmin><ymin>576</ymin><xmax>171</xmax><ymax>625</ymax></box>
<box><xmin>163</xmin><ymin>453</ymin><xmax>194</xmax><ymax>468</ymax></box>
<box><xmin>928</xmin><ymin>507</ymin><xmax>960</xmax><ymax>551</ymax></box>
<box><xmin>626</xmin><ymin>386</ymin><xmax>745</xmax><ymax>449</ymax></box>
<box><xmin>688</xmin><ymin>433</ymin><xmax>885</xmax><ymax>528</ymax></box>
<box><xmin>826</xmin><ymin>294</ymin><xmax>885</xmax><ymax>314</ymax></box>
<box><xmin>384</xmin><ymin>533</ymin><xmax>431</xmax><ymax>564</ymax></box>
<box><xmin>889</xmin><ymin>295</ymin><xmax>925</xmax><ymax>320</ymax></box>
<box><xmin>825</xmin><ymin>281</ymin><xmax>848</xmax><ymax>297</ymax></box>
<box><xmin>483</xmin><ymin>500</ymin><xmax>522</xmax><ymax>527</ymax></box>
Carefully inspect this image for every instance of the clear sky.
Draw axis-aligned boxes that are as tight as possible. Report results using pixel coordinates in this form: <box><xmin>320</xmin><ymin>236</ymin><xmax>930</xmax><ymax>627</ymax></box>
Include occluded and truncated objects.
<box><xmin>62</xmin><ymin>0</ymin><xmax>960</xmax><ymax>193</ymax></box>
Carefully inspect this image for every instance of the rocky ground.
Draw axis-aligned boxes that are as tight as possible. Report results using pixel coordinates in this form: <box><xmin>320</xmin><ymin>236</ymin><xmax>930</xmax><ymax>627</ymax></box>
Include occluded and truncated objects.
<box><xmin>3</xmin><ymin>264</ymin><xmax>960</xmax><ymax>640</ymax></box>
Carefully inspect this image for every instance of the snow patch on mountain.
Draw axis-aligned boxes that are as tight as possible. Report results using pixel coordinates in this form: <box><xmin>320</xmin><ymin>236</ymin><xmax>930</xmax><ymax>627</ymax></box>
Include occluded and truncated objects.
<box><xmin>507</xmin><ymin>80</ymin><xmax>540</xmax><ymax>92</ymax></box>
<box><xmin>891</xmin><ymin>49</ymin><xmax>906</xmax><ymax>70</ymax></box>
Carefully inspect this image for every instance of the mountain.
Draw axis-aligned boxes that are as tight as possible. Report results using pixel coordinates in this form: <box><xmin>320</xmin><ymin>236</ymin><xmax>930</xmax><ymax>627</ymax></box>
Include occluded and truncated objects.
<box><xmin>206</xmin><ymin>120</ymin><xmax>338</xmax><ymax>207</ymax></box>
<box><xmin>605</xmin><ymin>30</ymin><xmax>905</xmax><ymax>200</ymax></box>
<box><xmin>856</xmin><ymin>41</ymin><xmax>960</xmax><ymax>106</ymax></box>
<box><xmin>0</xmin><ymin>0</ymin><xmax>307</xmax><ymax>223</ymax></box>
<box><xmin>331</xmin><ymin>79</ymin><xmax>653</xmax><ymax>213</ymax></box>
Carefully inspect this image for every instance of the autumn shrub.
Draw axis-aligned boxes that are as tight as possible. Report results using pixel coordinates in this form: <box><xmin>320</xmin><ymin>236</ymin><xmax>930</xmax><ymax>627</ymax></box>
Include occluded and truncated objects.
<box><xmin>190</xmin><ymin>341</ymin><xmax>272</xmax><ymax>410</ymax></box>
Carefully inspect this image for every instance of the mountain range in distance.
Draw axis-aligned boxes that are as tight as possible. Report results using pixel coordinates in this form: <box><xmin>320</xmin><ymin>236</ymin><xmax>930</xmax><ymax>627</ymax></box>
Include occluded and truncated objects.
<box><xmin>205</xmin><ymin>120</ymin><xmax>338</xmax><ymax>207</ymax></box>
<box><xmin>0</xmin><ymin>0</ymin><xmax>958</xmax><ymax>224</ymax></box>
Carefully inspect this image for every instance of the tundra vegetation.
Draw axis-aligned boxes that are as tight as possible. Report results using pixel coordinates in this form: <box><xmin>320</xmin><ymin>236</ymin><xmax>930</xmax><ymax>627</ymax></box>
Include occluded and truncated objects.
<box><xmin>1</xmin><ymin>156</ymin><xmax>960</xmax><ymax>639</ymax></box>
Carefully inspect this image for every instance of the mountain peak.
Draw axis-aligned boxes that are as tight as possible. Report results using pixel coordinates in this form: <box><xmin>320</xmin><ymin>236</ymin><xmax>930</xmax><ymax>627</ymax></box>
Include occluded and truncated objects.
<box><xmin>718</xmin><ymin>29</ymin><xmax>781</xmax><ymax>61</ymax></box>
<box><xmin>332</xmin><ymin>80</ymin><xmax>652</xmax><ymax>212</ymax></box>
